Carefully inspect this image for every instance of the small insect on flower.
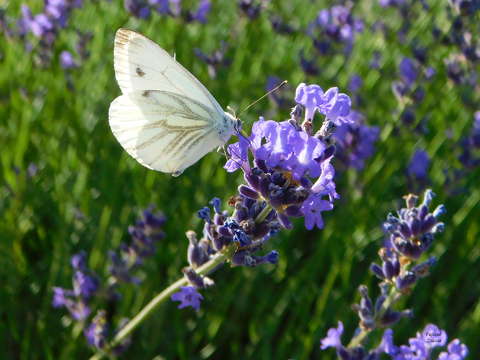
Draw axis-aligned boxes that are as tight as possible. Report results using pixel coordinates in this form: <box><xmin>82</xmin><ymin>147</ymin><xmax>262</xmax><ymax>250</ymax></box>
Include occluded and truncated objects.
<box><xmin>108</xmin><ymin>29</ymin><xmax>241</xmax><ymax>177</ymax></box>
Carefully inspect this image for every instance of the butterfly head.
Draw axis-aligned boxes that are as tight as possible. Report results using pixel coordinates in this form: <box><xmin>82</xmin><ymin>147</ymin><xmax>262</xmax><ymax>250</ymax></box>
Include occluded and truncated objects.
<box><xmin>234</xmin><ymin>118</ymin><xmax>242</xmax><ymax>133</ymax></box>
<box><xmin>224</xmin><ymin>111</ymin><xmax>242</xmax><ymax>135</ymax></box>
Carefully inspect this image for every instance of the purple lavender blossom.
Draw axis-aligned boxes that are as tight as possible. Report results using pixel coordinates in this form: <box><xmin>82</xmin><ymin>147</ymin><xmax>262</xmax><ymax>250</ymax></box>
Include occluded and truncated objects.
<box><xmin>322</xmin><ymin>321</ymin><xmax>468</xmax><ymax>359</ymax></box>
<box><xmin>169</xmin><ymin>0</ymin><xmax>181</xmax><ymax>16</ymax></box>
<box><xmin>295</xmin><ymin>83</ymin><xmax>325</xmax><ymax>121</ymax></box>
<box><xmin>52</xmin><ymin>251</ymin><xmax>99</xmax><ymax>320</ymax></box>
<box><xmin>379</xmin><ymin>0</ymin><xmax>406</xmax><ymax>7</ymax></box>
<box><xmin>438</xmin><ymin>339</ymin><xmax>469</xmax><ymax>359</ymax></box>
<box><xmin>295</xmin><ymin>83</ymin><xmax>352</xmax><ymax>124</ymax></box>
<box><xmin>308</xmin><ymin>5</ymin><xmax>364</xmax><ymax>55</ymax></box>
<box><xmin>382</xmin><ymin>324</ymin><xmax>468</xmax><ymax>360</ymax></box>
<box><xmin>321</xmin><ymin>320</ymin><xmax>385</xmax><ymax>358</ymax></box>
<box><xmin>60</xmin><ymin>50</ymin><xmax>77</xmax><ymax>69</ymax></box>
<box><xmin>124</xmin><ymin>0</ymin><xmax>151</xmax><ymax>19</ymax></box>
<box><xmin>399</xmin><ymin>57</ymin><xmax>418</xmax><ymax>86</ymax></box>
<box><xmin>348</xmin><ymin>74</ymin><xmax>363</xmax><ymax>93</ymax></box>
<box><xmin>16</xmin><ymin>1</ymin><xmax>86</xmax><ymax>67</ymax></box>
<box><xmin>301</xmin><ymin>195</ymin><xmax>334</xmax><ymax>230</ymax></box>
<box><xmin>225</xmin><ymin>117</ymin><xmax>338</xmax><ymax>230</ymax></box>
<box><xmin>52</xmin><ymin>287</ymin><xmax>91</xmax><ymax>320</ymax></box>
<box><xmin>224</xmin><ymin>82</ymin><xmax>353</xmax><ymax>231</ymax></box>
<box><xmin>85</xmin><ymin>311</ymin><xmax>108</xmax><ymax>349</ymax></box>
<box><xmin>373</xmin><ymin>189</ymin><xmax>445</xmax><ymax>275</ymax></box>
<box><xmin>270</xmin><ymin>15</ymin><xmax>296</xmax><ymax>35</ymax></box>
<box><xmin>408</xmin><ymin>149</ymin><xmax>430</xmax><ymax>180</ymax></box>
<box><xmin>27</xmin><ymin>163</ymin><xmax>38</xmax><ymax>177</ymax></box>
<box><xmin>171</xmin><ymin>286</ymin><xmax>204</xmax><ymax>310</ymax></box>
<box><xmin>149</xmin><ymin>0</ymin><xmax>171</xmax><ymax>14</ymax></box>
<box><xmin>192</xmin><ymin>195</ymin><xmax>281</xmax><ymax>267</ymax></box>
<box><xmin>458</xmin><ymin>112</ymin><xmax>480</xmax><ymax>169</ymax></box>
<box><xmin>192</xmin><ymin>0</ymin><xmax>211</xmax><ymax>23</ymax></box>
<box><xmin>109</xmin><ymin>208</ymin><xmax>165</xmax><ymax>285</ymax></box>
<box><xmin>320</xmin><ymin>321</ymin><xmax>344</xmax><ymax>350</ymax></box>
<box><xmin>53</xmin><ymin>207</ymin><xmax>166</xmax><ymax>351</ymax></box>
<box><xmin>238</xmin><ymin>0</ymin><xmax>262</xmax><ymax>19</ymax></box>
<box><xmin>319</xmin><ymin>6</ymin><xmax>362</xmax><ymax>42</ymax></box>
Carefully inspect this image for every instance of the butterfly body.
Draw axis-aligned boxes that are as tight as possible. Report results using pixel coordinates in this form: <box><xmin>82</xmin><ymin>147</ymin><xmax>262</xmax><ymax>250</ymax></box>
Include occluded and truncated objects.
<box><xmin>109</xmin><ymin>28</ymin><xmax>238</xmax><ymax>176</ymax></box>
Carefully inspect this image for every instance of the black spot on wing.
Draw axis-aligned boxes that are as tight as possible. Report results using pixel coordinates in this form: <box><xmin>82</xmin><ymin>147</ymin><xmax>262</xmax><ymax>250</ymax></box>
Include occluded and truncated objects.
<box><xmin>136</xmin><ymin>67</ymin><xmax>146</xmax><ymax>77</ymax></box>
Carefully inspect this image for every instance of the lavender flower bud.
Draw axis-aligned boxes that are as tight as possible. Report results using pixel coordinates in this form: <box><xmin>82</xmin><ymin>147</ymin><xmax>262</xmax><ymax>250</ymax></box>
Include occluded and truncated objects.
<box><xmin>183</xmin><ymin>267</ymin><xmax>214</xmax><ymax>289</ymax></box>
<box><xmin>238</xmin><ymin>184</ymin><xmax>259</xmax><ymax>200</ymax></box>
<box><xmin>396</xmin><ymin>272</ymin><xmax>417</xmax><ymax>290</ymax></box>
<box><xmin>370</xmin><ymin>263</ymin><xmax>385</xmax><ymax>279</ymax></box>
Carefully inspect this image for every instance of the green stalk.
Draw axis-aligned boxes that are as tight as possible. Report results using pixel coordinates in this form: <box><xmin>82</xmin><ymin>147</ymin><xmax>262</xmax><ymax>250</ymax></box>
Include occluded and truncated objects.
<box><xmin>90</xmin><ymin>253</ymin><xmax>228</xmax><ymax>360</ymax></box>
<box><xmin>255</xmin><ymin>202</ymin><xmax>273</xmax><ymax>224</ymax></box>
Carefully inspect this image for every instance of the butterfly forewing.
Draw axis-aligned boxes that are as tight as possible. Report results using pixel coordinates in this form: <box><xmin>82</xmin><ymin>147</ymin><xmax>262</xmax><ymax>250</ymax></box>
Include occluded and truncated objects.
<box><xmin>114</xmin><ymin>29</ymin><xmax>223</xmax><ymax>114</ymax></box>
<box><xmin>109</xmin><ymin>90</ymin><xmax>226</xmax><ymax>175</ymax></box>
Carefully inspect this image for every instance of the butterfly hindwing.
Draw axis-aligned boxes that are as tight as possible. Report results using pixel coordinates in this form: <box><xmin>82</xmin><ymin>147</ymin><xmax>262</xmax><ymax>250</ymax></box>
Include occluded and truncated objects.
<box><xmin>109</xmin><ymin>90</ymin><xmax>226</xmax><ymax>175</ymax></box>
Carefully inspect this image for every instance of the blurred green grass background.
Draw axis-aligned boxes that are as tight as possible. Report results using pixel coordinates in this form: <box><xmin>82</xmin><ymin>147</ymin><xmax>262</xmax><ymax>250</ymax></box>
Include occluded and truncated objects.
<box><xmin>1</xmin><ymin>0</ymin><xmax>479</xmax><ymax>359</ymax></box>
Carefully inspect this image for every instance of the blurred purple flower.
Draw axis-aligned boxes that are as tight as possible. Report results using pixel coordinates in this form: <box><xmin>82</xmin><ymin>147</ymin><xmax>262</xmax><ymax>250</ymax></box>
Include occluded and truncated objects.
<box><xmin>108</xmin><ymin>208</ymin><xmax>165</xmax><ymax>286</ymax></box>
<box><xmin>171</xmin><ymin>286</ymin><xmax>203</xmax><ymax>310</ymax></box>
<box><xmin>149</xmin><ymin>0</ymin><xmax>170</xmax><ymax>14</ymax></box>
<box><xmin>399</xmin><ymin>57</ymin><xmax>418</xmax><ymax>86</ymax></box>
<box><xmin>124</xmin><ymin>0</ymin><xmax>151</xmax><ymax>19</ymax></box>
<box><xmin>333</xmin><ymin>111</ymin><xmax>380</xmax><ymax>170</ymax></box>
<box><xmin>408</xmin><ymin>149</ymin><xmax>430</xmax><ymax>180</ymax></box>
<box><xmin>27</xmin><ymin>163</ymin><xmax>38</xmax><ymax>177</ymax></box>
<box><xmin>348</xmin><ymin>74</ymin><xmax>363</xmax><ymax>93</ymax></box>
<box><xmin>438</xmin><ymin>339</ymin><xmax>469</xmax><ymax>359</ymax></box>
<box><xmin>309</xmin><ymin>5</ymin><xmax>364</xmax><ymax>55</ymax></box>
<box><xmin>320</xmin><ymin>321</ymin><xmax>344</xmax><ymax>350</ymax></box>
<box><xmin>85</xmin><ymin>311</ymin><xmax>108</xmax><ymax>349</ymax></box>
<box><xmin>169</xmin><ymin>0</ymin><xmax>181</xmax><ymax>16</ymax></box>
<box><xmin>458</xmin><ymin>111</ymin><xmax>480</xmax><ymax>169</ymax></box>
<box><xmin>382</xmin><ymin>324</ymin><xmax>467</xmax><ymax>359</ymax></box>
<box><xmin>192</xmin><ymin>0</ymin><xmax>211</xmax><ymax>23</ymax></box>
<box><xmin>60</xmin><ymin>50</ymin><xmax>77</xmax><ymax>69</ymax></box>
<box><xmin>238</xmin><ymin>0</ymin><xmax>262</xmax><ymax>19</ymax></box>
<box><xmin>52</xmin><ymin>251</ymin><xmax>98</xmax><ymax>320</ymax></box>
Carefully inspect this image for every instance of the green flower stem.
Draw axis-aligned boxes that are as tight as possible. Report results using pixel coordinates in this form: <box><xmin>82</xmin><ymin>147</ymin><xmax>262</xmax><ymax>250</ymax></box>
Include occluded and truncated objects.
<box><xmin>89</xmin><ymin>253</ymin><xmax>228</xmax><ymax>360</ymax></box>
<box><xmin>255</xmin><ymin>202</ymin><xmax>273</xmax><ymax>224</ymax></box>
<box><xmin>347</xmin><ymin>286</ymin><xmax>399</xmax><ymax>348</ymax></box>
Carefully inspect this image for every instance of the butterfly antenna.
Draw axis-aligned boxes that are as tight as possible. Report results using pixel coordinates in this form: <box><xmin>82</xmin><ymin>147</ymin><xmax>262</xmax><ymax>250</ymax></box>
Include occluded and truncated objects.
<box><xmin>237</xmin><ymin>80</ymin><xmax>288</xmax><ymax>117</ymax></box>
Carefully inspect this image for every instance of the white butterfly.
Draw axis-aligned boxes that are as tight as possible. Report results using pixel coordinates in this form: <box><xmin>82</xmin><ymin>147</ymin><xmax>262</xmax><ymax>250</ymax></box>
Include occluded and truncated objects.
<box><xmin>109</xmin><ymin>28</ymin><xmax>240</xmax><ymax>177</ymax></box>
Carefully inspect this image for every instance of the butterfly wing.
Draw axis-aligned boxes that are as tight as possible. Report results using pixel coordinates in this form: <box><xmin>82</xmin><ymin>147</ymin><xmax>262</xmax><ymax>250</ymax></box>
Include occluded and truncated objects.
<box><xmin>109</xmin><ymin>90</ymin><xmax>229</xmax><ymax>176</ymax></box>
<box><xmin>114</xmin><ymin>28</ymin><xmax>224</xmax><ymax>115</ymax></box>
